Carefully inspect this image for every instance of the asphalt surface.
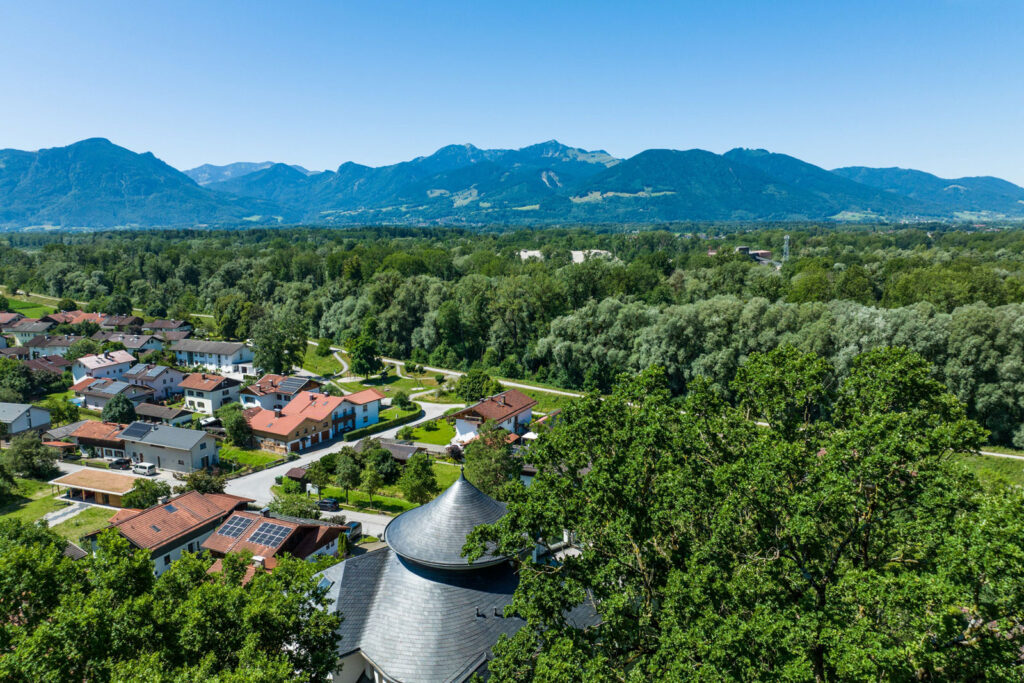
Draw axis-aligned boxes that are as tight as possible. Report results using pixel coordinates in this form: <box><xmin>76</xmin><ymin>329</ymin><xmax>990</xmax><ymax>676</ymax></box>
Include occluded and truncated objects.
<box><xmin>223</xmin><ymin>399</ymin><xmax>458</xmax><ymax>535</ymax></box>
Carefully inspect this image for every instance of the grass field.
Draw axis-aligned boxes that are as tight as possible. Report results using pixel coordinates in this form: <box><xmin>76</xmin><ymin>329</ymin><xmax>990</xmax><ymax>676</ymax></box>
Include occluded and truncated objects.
<box><xmin>958</xmin><ymin>453</ymin><xmax>1024</xmax><ymax>489</ymax></box>
<box><xmin>0</xmin><ymin>478</ymin><xmax>64</xmax><ymax>523</ymax></box>
<box><xmin>407</xmin><ymin>419</ymin><xmax>455</xmax><ymax>445</ymax></box>
<box><xmin>340</xmin><ymin>373</ymin><xmax>439</xmax><ymax>397</ymax></box>
<box><xmin>518</xmin><ymin>388</ymin><xmax>577</xmax><ymax>414</ymax></box>
<box><xmin>378</xmin><ymin>405</ymin><xmax>421</xmax><ymax>422</ymax></box>
<box><xmin>219</xmin><ymin>445</ymin><xmax>283</xmax><ymax>469</ymax></box>
<box><xmin>49</xmin><ymin>506</ymin><xmax>112</xmax><ymax>544</ymax></box>
<box><xmin>6</xmin><ymin>297</ymin><xmax>56</xmax><ymax>319</ymax></box>
<box><xmin>302</xmin><ymin>346</ymin><xmax>344</xmax><ymax>377</ymax></box>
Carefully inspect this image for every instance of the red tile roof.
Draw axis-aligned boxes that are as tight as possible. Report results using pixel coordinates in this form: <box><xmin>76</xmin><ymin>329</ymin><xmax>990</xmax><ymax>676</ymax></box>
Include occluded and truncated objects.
<box><xmin>284</xmin><ymin>391</ymin><xmax>346</xmax><ymax>421</ymax></box>
<box><xmin>70</xmin><ymin>421</ymin><xmax>126</xmax><ymax>442</ymax></box>
<box><xmin>342</xmin><ymin>388</ymin><xmax>387</xmax><ymax>405</ymax></box>
<box><xmin>449</xmin><ymin>389</ymin><xmax>536</xmax><ymax>424</ymax></box>
<box><xmin>179</xmin><ymin>372</ymin><xmax>241</xmax><ymax>392</ymax></box>
<box><xmin>248</xmin><ymin>409</ymin><xmax>307</xmax><ymax>438</ymax></box>
<box><xmin>102</xmin><ymin>491</ymin><xmax>253</xmax><ymax>551</ymax></box>
<box><xmin>201</xmin><ymin>510</ymin><xmax>340</xmax><ymax>560</ymax></box>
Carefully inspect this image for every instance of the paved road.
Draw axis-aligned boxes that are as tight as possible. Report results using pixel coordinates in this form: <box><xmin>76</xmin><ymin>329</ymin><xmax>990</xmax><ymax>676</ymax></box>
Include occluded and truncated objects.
<box><xmin>224</xmin><ymin>400</ymin><xmax>454</xmax><ymax>508</ymax></box>
<box><xmin>979</xmin><ymin>450</ymin><xmax>1024</xmax><ymax>461</ymax></box>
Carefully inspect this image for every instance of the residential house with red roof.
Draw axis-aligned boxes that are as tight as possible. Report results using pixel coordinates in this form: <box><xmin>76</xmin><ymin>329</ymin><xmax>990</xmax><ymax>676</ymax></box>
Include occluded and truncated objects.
<box><xmin>84</xmin><ymin>491</ymin><xmax>253</xmax><ymax>575</ymax></box>
<box><xmin>202</xmin><ymin>508</ymin><xmax>344</xmax><ymax>582</ymax></box>
<box><xmin>247</xmin><ymin>388</ymin><xmax>385</xmax><ymax>454</ymax></box>
<box><xmin>179</xmin><ymin>372</ymin><xmax>242</xmax><ymax>414</ymax></box>
<box><xmin>23</xmin><ymin>355</ymin><xmax>71</xmax><ymax>375</ymax></box>
<box><xmin>448</xmin><ymin>389</ymin><xmax>537</xmax><ymax>445</ymax></box>
<box><xmin>69</xmin><ymin>420</ymin><xmax>127</xmax><ymax>458</ymax></box>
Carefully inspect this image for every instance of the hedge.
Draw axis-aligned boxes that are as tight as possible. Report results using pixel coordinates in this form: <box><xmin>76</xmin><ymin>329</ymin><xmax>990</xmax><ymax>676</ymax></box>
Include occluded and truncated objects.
<box><xmin>344</xmin><ymin>408</ymin><xmax>425</xmax><ymax>441</ymax></box>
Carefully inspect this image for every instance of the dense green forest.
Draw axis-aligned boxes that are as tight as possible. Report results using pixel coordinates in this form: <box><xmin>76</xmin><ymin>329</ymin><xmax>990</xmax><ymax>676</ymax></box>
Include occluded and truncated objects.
<box><xmin>4</xmin><ymin>224</ymin><xmax>1024</xmax><ymax>444</ymax></box>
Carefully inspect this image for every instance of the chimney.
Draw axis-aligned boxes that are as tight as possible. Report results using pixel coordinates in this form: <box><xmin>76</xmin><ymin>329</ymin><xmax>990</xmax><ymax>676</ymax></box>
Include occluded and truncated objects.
<box><xmin>260</xmin><ymin>506</ymin><xmax>271</xmax><ymax>517</ymax></box>
<box><xmin>274</xmin><ymin>409</ymin><xmax>282</xmax><ymax>418</ymax></box>
<box><xmin>309</xmin><ymin>393</ymin><xmax>315</xmax><ymax>401</ymax></box>
<box><xmin>252</xmin><ymin>555</ymin><xmax>265</xmax><ymax>569</ymax></box>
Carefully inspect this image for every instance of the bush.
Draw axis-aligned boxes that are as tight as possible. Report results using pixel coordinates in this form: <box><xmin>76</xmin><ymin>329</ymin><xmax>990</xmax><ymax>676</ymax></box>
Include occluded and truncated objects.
<box><xmin>396</xmin><ymin>425</ymin><xmax>415</xmax><ymax>441</ymax></box>
<box><xmin>286</xmin><ymin>451</ymin><xmax>300</xmax><ymax>461</ymax></box>
<box><xmin>392</xmin><ymin>391</ymin><xmax>413</xmax><ymax>410</ymax></box>
<box><xmin>344</xmin><ymin>408</ymin><xmax>424</xmax><ymax>441</ymax></box>
<box><xmin>274</xmin><ymin>475</ymin><xmax>283</xmax><ymax>485</ymax></box>
<box><xmin>434</xmin><ymin>374</ymin><xmax>446</xmax><ymax>385</ymax></box>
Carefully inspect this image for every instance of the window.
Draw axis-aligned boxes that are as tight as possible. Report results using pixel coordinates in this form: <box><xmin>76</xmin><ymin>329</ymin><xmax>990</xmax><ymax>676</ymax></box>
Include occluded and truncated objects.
<box><xmin>164</xmin><ymin>555</ymin><xmax>171</xmax><ymax>566</ymax></box>
<box><xmin>178</xmin><ymin>459</ymin><xmax>184</xmax><ymax>466</ymax></box>
<box><xmin>187</xmin><ymin>542</ymin><xmax>194</xmax><ymax>552</ymax></box>
<box><xmin>199</xmin><ymin>442</ymin><xmax>206</xmax><ymax>450</ymax></box>
<box><xmin>363</xmin><ymin>405</ymin><xmax>368</xmax><ymax>413</ymax></box>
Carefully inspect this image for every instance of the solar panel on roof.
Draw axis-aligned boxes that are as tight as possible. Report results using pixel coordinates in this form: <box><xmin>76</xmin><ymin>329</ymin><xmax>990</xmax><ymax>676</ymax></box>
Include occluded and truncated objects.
<box><xmin>120</xmin><ymin>422</ymin><xmax>153</xmax><ymax>439</ymax></box>
<box><xmin>278</xmin><ymin>377</ymin><xmax>306</xmax><ymax>393</ymax></box>
<box><xmin>217</xmin><ymin>516</ymin><xmax>255</xmax><ymax>539</ymax></box>
<box><xmin>249</xmin><ymin>522</ymin><xmax>291</xmax><ymax>548</ymax></box>
<box><xmin>106</xmin><ymin>381</ymin><xmax>129</xmax><ymax>394</ymax></box>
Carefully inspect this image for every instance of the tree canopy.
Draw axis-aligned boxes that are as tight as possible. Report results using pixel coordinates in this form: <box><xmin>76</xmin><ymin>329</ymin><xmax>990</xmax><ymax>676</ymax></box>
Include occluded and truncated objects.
<box><xmin>466</xmin><ymin>350</ymin><xmax>1024</xmax><ymax>681</ymax></box>
<box><xmin>0</xmin><ymin>521</ymin><xmax>340</xmax><ymax>681</ymax></box>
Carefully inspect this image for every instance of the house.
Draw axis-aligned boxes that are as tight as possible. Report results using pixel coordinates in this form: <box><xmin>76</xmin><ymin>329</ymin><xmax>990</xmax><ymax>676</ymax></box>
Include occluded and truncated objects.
<box><xmin>5</xmin><ymin>319</ymin><xmax>53</xmax><ymax>346</ymax></box>
<box><xmin>68</xmin><ymin>420</ymin><xmax>127</xmax><ymax>458</ymax></box>
<box><xmin>100</xmin><ymin>315</ymin><xmax>144</xmax><ymax>331</ymax></box>
<box><xmin>23</xmin><ymin>355</ymin><xmax>72</xmax><ymax>375</ymax></box>
<box><xmin>0</xmin><ymin>347</ymin><xmax>31</xmax><ymax>361</ymax></box>
<box><xmin>448</xmin><ymin>389</ymin><xmax>537</xmax><ymax>445</ymax></box>
<box><xmin>49</xmin><ymin>468</ymin><xmax>139</xmax><ymax>507</ymax></box>
<box><xmin>25</xmin><ymin>334</ymin><xmax>84</xmax><ymax>359</ymax></box>
<box><xmin>0</xmin><ymin>312</ymin><xmax>25</xmax><ymax>327</ymax></box>
<box><xmin>203</xmin><ymin>508</ymin><xmax>344</xmax><ymax>581</ymax></box>
<box><xmin>90</xmin><ymin>331</ymin><xmax>163</xmax><ymax>353</ymax></box>
<box><xmin>84</xmin><ymin>491</ymin><xmax>253</xmax><ymax>576</ymax></box>
<box><xmin>143</xmin><ymin>319</ymin><xmax>193</xmax><ymax>333</ymax></box>
<box><xmin>179</xmin><ymin>372</ymin><xmax>242</xmax><ymax>414</ymax></box>
<box><xmin>152</xmin><ymin>329</ymin><xmax>192</xmax><ymax>344</ymax></box>
<box><xmin>0</xmin><ymin>402</ymin><xmax>51</xmax><ymax>439</ymax></box>
<box><xmin>240</xmin><ymin>374</ymin><xmax>322</xmax><ymax>411</ymax></box>
<box><xmin>355</xmin><ymin>438</ymin><xmax>420</xmax><ymax>464</ymax></box>
<box><xmin>314</xmin><ymin>472</ymin><xmax>597</xmax><ymax>683</ymax></box>
<box><xmin>171</xmin><ymin>339</ymin><xmax>254</xmax><ymax>376</ymax></box>
<box><xmin>41</xmin><ymin>310</ymin><xmax>106</xmax><ymax>326</ymax></box>
<box><xmin>71</xmin><ymin>349</ymin><xmax>137</xmax><ymax>382</ymax></box>
<box><xmin>0</xmin><ymin>335</ymin><xmax>6</xmax><ymax>349</ymax></box>
<box><xmin>134</xmin><ymin>402</ymin><xmax>194</xmax><ymax>427</ymax></box>
<box><xmin>122</xmin><ymin>363</ymin><xmax>187</xmax><ymax>400</ymax></box>
<box><xmin>71</xmin><ymin>377</ymin><xmax>155</xmax><ymax>412</ymax></box>
<box><xmin>247</xmin><ymin>389</ymin><xmax>384</xmax><ymax>454</ymax></box>
<box><xmin>119</xmin><ymin>421</ymin><xmax>219</xmax><ymax>472</ymax></box>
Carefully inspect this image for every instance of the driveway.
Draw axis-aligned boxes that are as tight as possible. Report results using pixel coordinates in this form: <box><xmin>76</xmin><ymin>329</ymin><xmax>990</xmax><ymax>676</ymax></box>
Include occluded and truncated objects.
<box><xmin>224</xmin><ymin>400</ymin><xmax>456</xmax><ymax>509</ymax></box>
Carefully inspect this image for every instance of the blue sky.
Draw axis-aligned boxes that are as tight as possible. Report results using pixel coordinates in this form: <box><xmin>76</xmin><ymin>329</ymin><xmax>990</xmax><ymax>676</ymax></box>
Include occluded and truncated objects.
<box><xmin>1</xmin><ymin>1</ymin><xmax>1022</xmax><ymax>182</ymax></box>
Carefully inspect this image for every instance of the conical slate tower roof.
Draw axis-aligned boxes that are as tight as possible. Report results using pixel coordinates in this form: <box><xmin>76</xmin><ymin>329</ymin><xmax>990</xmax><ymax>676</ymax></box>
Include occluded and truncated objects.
<box><xmin>383</xmin><ymin>470</ymin><xmax>508</xmax><ymax>570</ymax></box>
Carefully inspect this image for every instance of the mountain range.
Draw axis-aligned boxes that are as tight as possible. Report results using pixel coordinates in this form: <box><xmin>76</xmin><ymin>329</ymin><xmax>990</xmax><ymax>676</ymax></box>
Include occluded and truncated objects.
<box><xmin>1</xmin><ymin>137</ymin><xmax>1022</xmax><ymax>228</ymax></box>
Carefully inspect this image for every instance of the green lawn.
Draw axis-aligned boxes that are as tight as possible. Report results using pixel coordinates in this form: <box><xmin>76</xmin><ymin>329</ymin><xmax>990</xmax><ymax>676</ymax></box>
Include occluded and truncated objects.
<box><xmin>378</xmin><ymin>405</ymin><xmax>421</xmax><ymax>422</ymax></box>
<box><xmin>407</xmin><ymin>419</ymin><xmax>455</xmax><ymax>445</ymax></box>
<box><xmin>302</xmin><ymin>346</ymin><xmax>344</xmax><ymax>377</ymax></box>
<box><xmin>49</xmin><ymin>506</ymin><xmax>113</xmax><ymax>544</ymax></box>
<box><xmin>958</xmin><ymin>453</ymin><xmax>1024</xmax><ymax>489</ymax></box>
<box><xmin>219</xmin><ymin>445</ymin><xmax>283</xmax><ymax>469</ymax></box>
<box><xmin>4</xmin><ymin>297</ymin><xmax>56</xmax><ymax>318</ymax></box>
<box><xmin>340</xmin><ymin>373</ymin><xmax>439</xmax><ymax>397</ymax></box>
<box><xmin>0</xmin><ymin>478</ymin><xmax>64</xmax><ymax>523</ymax></box>
<box><xmin>517</xmin><ymin>388</ymin><xmax>577</xmax><ymax>414</ymax></box>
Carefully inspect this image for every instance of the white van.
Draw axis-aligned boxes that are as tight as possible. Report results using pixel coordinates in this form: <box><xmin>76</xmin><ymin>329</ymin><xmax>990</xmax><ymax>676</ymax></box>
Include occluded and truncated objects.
<box><xmin>132</xmin><ymin>462</ymin><xmax>157</xmax><ymax>476</ymax></box>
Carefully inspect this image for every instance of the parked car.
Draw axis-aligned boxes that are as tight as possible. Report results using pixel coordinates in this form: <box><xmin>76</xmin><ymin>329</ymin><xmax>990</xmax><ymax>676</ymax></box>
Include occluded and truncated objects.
<box><xmin>132</xmin><ymin>462</ymin><xmax>157</xmax><ymax>476</ymax></box>
<box><xmin>341</xmin><ymin>521</ymin><xmax>362</xmax><ymax>542</ymax></box>
<box><xmin>109</xmin><ymin>458</ymin><xmax>131</xmax><ymax>470</ymax></box>
<box><xmin>317</xmin><ymin>498</ymin><xmax>340</xmax><ymax>511</ymax></box>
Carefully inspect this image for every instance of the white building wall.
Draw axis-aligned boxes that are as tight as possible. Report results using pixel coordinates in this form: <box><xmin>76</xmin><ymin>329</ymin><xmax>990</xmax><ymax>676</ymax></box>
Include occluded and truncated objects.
<box><xmin>152</xmin><ymin>528</ymin><xmax>218</xmax><ymax>576</ymax></box>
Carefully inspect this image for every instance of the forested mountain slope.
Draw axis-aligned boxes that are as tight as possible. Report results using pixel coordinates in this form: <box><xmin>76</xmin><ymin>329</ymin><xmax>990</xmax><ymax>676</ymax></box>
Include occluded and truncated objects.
<box><xmin>4</xmin><ymin>138</ymin><xmax>1024</xmax><ymax>227</ymax></box>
